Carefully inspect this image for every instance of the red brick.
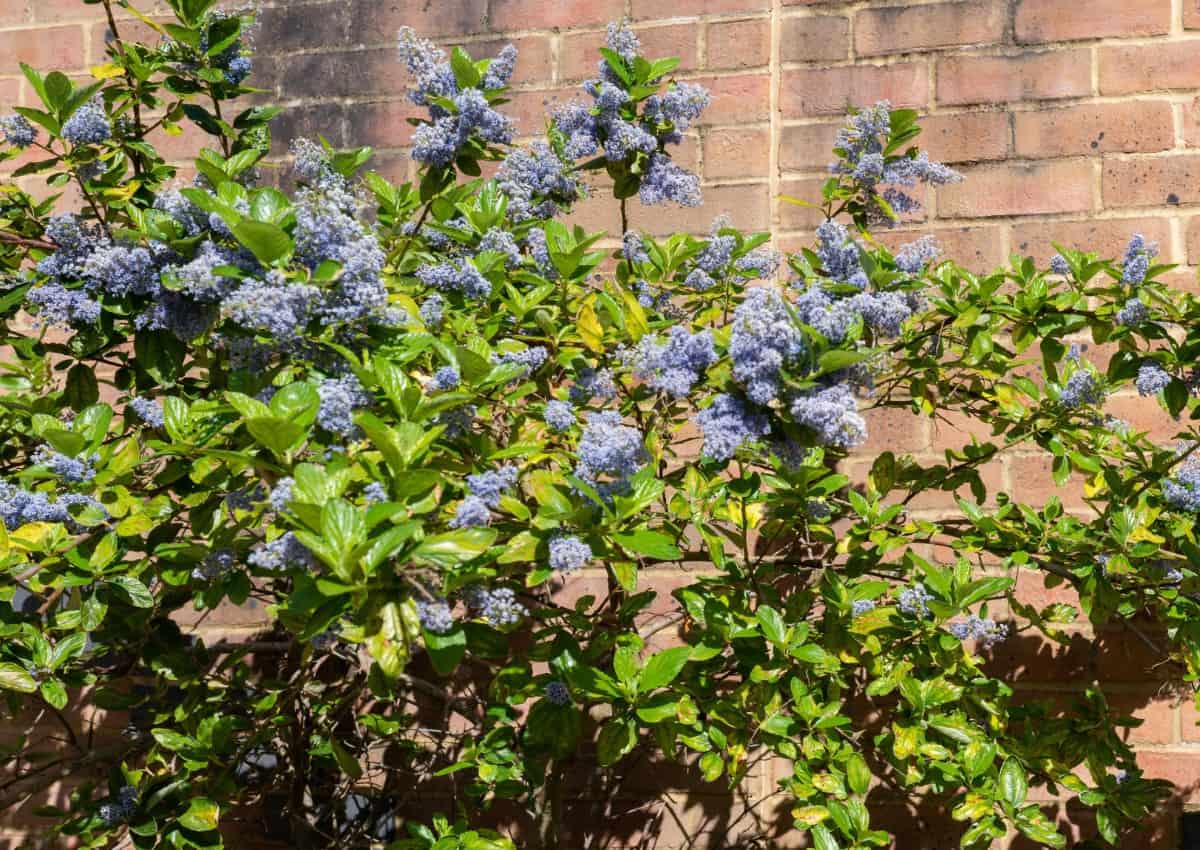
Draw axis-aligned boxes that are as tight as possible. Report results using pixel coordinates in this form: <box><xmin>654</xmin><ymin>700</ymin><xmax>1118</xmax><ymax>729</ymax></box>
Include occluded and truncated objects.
<box><xmin>938</xmin><ymin>160</ymin><xmax>1093</xmax><ymax>218</ymax></box>
<box><xmin>1011</xmin><ymin>217</ymin><xmax>1169</xmax><ymax>264</ymax></box>
<box><xmin>859</xmin><ymin>405</ymin><xmax>929</xmax><ymax>455</ymax></box>
<box><xmin>779</xmin><ymin>121</ymin><xmax>839</xmax><ymax>171</ymax></box>
<box><xmin>918</xmin><ymin>110</ymin><xmax>1010</xmax><ymax>164</ymax></box>
<box><xmin>874</xmin><ymin>225</ymin><xmax>1005</xmax><ymax>271</ymax></box>
<box><xmin>905</xmin><ymin>456</ymin><xmax>1005</xmax><ymax>511</ymax></box>
<box><xmin>706</xmin><ymin>18</ymin><xmax>770</xmax><ymax>70</ymax></box>
<box><xmin>344</xmin><ymin>99</ymin><xmax>424</xmax><ymax>149</ymax></box>
<box><xmin>560</xmin><ymin>25</ymin><xmax>696</xmax><ymax>82</ymax></box>
<box><xmin>255</xmin><ymin>3</ymin><xmax>351</xmax><ymax>54</ymax></box>
<box><xmin>703</xmin><ymin>126</ymin><xmax>769</xmax><ymax>179</ymax></box>
<box><xmin>1107</xmin><ymin>692</ymin><xmax>1179</xmax><ymax>745</ymax></box>
<box><xmin>778</xmin><ymin>178</ymin><xmax>831</xmax><ymax>229</ymax></box>
<box><xmin>1015</xmin><ymin>102</ymin><xmax>1173</xmax><ymax>159</ymax></box>
<box><xmin>1137</xmin><ymin>751</ymin><xmax>1200</xmax><ymax>803</ymax></box>
<box><xmin>1188</xmin><ymin>0</ymin><xmax>1200</xmax><ymax>29</ymax></box>
<box><xmin>1183</xmin><ymin>96</ymin><xmax>1200</xmax><ymax>148</ymax></box>
<box><xmin>781</xmin><ymin>63</ymin><xmax>928</xmax><ymax>117</ymax></box>
<box><xmin>937</xmin><ymin>51</ymin><xmax>1092</xmax><ymax>106</ymax></box>
<box><xmin>1105</xmin><ymin>394</ymin><xmax>1193</xmax><ymax>443</ymax></box>
<box><xmin>632</xmin><ymin>0</ymin><xmax>767</xmax><ymax>18</ymax></box>
<box><xmin>356</xmin><ymin>0</ymin><xmax>488</xmax><ymax>41</ymax></box>
<box><xmin>491</xmin><ymin>0</ymin><xmax>624</xmax><ymax>30</ymax></box>
<box><xmin>1102</xmin><ymin>155</ymin><xmax>1200</xmax><ymax>209</ymax></box>
<box><xmin>779</xmin><ymin>15</ymin><xmax>850</xmax><ymax>64</ymax></box>
<box><xmin>689</xmin><ymin>73</ymin><xmax>770</xmax><ymax>125</ymax></box>
<box><xmin>1188</xmin><ymin>216</ymin><xmax>1200</xmax><ymax>265</ymax></box>
<box><xmin>631</xmin><ymin>182</ymin><xmax>770</xmax><ymax>235</ymax></box>
<box><xmin>1099</xmin><ymin>42</ymin><xmax>1200</xmax><ymax>96</ymax></box>
<box><xmin>855</xmin><ymin>1</ymin><xmax>1005</xmax><ymax>57</ymax></box>
<box><xmin>1015</xmin><ymin>0</ymin><xmax>1169</xmax><ymax>43</ymax></box>
<box><xmin>1005</xmin><ymin>452</ymin><xmax>1091</xmax><ymax>510</ymax></box>
<box><xmin>0</xmin><ymin>25</ymin><xmax>86</xmax><ymax>71</ymax></box>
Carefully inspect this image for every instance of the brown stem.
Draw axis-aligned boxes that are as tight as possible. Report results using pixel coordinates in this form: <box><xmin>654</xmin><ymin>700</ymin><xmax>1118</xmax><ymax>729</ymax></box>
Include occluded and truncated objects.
<box><xmin>0</xmin><ymin>231</ymin><xmax>55</xmax><ymax>251</ymax></box>
<box><xmin>619</xmin><ymin>197</ymin><xmax>628</xmax><ymax>234</ymax></box>
<box><xmin>100</xmin><ymin>0</ymin><xmax>144</xmax><ymax>176</ymax></box>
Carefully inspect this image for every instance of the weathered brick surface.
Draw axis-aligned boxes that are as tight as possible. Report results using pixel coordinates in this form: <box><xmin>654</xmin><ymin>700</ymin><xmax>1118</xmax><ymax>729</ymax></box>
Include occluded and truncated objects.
<box><xmin>8</xmin><ymin>0</ymin><xmax>1200</xmax><ymax>846</ymax></box>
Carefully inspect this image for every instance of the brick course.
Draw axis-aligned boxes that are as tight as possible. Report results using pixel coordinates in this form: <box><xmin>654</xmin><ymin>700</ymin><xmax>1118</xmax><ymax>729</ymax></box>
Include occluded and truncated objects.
<box><xmin>4</xmin><ymin>0</ymin><xmax>1200</xmax><ymax>847</ymax></box>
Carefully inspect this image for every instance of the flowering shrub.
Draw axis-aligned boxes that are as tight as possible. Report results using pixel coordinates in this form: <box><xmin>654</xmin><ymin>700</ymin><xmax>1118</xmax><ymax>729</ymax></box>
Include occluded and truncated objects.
<box><xmin>0</xmin><ymin>2</ymin><xmax>1196</xmax><ymax>849</ymax></box>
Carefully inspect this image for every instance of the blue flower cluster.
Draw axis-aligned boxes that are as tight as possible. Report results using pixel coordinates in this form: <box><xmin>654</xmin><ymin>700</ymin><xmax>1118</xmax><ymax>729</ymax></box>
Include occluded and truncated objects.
<box><xmin>419</xmin><ymin>293</ymin><xmax>444</xmax><ymax>328</ymax></box>
<box><xmin>625</xmin><ymin>326</ymin><xmax>716</xmax><ymax>398</ymax></box>
<box><xmin>417</xmin><ymin>598</ymin><xmax>455</xmax><ymax>634</ymax></box>
<box><xmin>851</xmin><ymin>599</ymin><xmax>876</xmax><ymax>617</ymax></box>
<box><xmin>98</xmin><ymin>786</ymin><xmax>138</xmax><ymax>827</ymax></box>
<box><xmin>789</xmin><ymin>384</ymin><xmax>867</xmax><ymax>448</ymax></box>
<box><xmin>397</xmin><ymin>27</ymin><xmax>515</xmax><ymax>168</ymax></box>
<box><xmin>248</xmin><ymin>533</ymin><xmax>314</xmax><ymax>571</ymax></box>
<box><xmin>894</xmin><ymin>236</ymin><xmax>940</xmax><ymax>275</ymax></box>
<box><xmin>495</xmin><ymin>346</ymin><xmax>548</xmax><ymax>376</ymax></box>
<box><xmin>575</xmin><ymin>411</ymin><xmax>648</xmax><ymax>493</ymax></box>
<box><xmin>129</xmin><ymin>397</ymin><xmax>164</xmax><ymax>428</ymax></box>
<box><xmin>695</xmin><ymin>394</ymin><xmax>769</xmax><ymax>461</ymax></box>
<box><xmin>815</xmin><ymin>220</ymin><xmax>867</xmax><ymax>288</ymax></box>
<box><xmin>268</xmin><ymin>477</ymin><xmax>294</xmax><ymax>512</ymax></box>
<box><xmin>452</xmin><ymin>466</ymin><xmax>519</xmax><ymax>528</ymax></box>
<box><xmin>729</xmin><ymin>287</ymin><xmax>806</xmax><ymax>405</ymax></box>
<box><xmin>428</xmin><ymin>365</ymin><xmax>461</xmax><ymax>392</ymax></box>
<box><xmin>31</xmin><ymin>446</ymin><xmax>97</xmax><ymax>484</ymax></box>
<box><xmin>1164</xmin><ymin>455</ymin><xmax>1200</xmax><ymax>512</ymax></box>
<box><xmin>1059</xmin><ymin>369</ymin><xmax>1104</xmax><ymax>409</ymax></box>
<box><xmin>1050</xmin><ymin>253</ymin><xmax>1070</xmax><ymax>277</ymax></box>
<box><xmin>1121</xmin><ymin>233</ymin><xmax>1156</xmax><ymax>286</ymax></box>
<box><xmin>416</xmin><ymin>260</ymin><xmax>492</xmax><ymax>300</ymax></box>
<box><xmin>829</xmin><ymin>102</ymin><xmax>960</xmax><ymax>219</ymax></box>
<box><xmin>569</xmin><ymin>367</ymin><xmax>617</xmax><ymax>405</ymax></box>
<box><xmin>549</xmin><ymin>534</ymin><xmax>592</xmax><ymax>572</ymax></box>
<box><xmin>947</xmin><ymin>615</ymin><xmax>1009</xmax><ymax>648</ymax></box>
<box><xmin>497</xmin><ymin>141</ymin><xmax>582</xmax><ymax>222</ymax></box>
<box><xmin>465</xmin><ymin>585</ymin><xmax>527</xmax><ymax>627</ymax></box>
<box><xmin>317</xmin><ymin>375</ymin><xmax>372</xmax><ymax>436</ymax></box>
<box><xmin>897</xmin><ymin>583</ymin><xmax>932</xmax><ymax>618</ymax></box>
<box><xmin>0</xmin><ymin>482</ymin><xmax>100</xmax><ymax>531</ymax></box>
<box><xmin>62</xmin><ymin>97</ymin><xmax>111</xmax><ymax>145</ymax></box>
<box><xmin>25</xmin><ymin>283</ymin><xmax>101</xmax><ymax>327</ymax></box>
<box><xmin>1117</xmin><ymin>297</ymin><xmax>1149</xmax><ymax>327</ymax></box>
<box><xmin>545</xmin><ymin>680</ymin><xmax>572</xmax><ymax>705</ymax></box>
<box><xmin>1136</xmin><ymin>363</ymin><xmax>1171</xmax><ymax>397</ymax></box>
<box><xmin>193</xmin><ymin>548</ymin><xmax>236</xmax><ymax>581</ymax></box>
<box><xmin>364</xmin><ymin>482</ymin><xmax>388</xmax><ymax>504</ymax></box>
<box><xmin>544</xmin><ymin>400</ymin><xmax>576</xmax><ymax>432</ymax></box>
<box><xmin>0</xmin><ymin>114</ymin><xmax>34</xmax><ymax>147</ymax></box>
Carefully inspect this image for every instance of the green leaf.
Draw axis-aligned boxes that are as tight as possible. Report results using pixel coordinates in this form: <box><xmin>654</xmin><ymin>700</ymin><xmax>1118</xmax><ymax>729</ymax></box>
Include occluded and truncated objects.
<box><xmin>810</xmin><ymin>823</ymin><xmax>840</xmax><ymax>850</ymax></box>
<box><xmin>424</xmin><ymin>626</ymin><xmax>467</xmax><ymax>676</ymax></box>
<box><xmin>231</xmin><ymin>219</ymin><xmax>292</xmax><ymax>265</ymax></box>
<box><xmin>246</xmin><ymin>417</ymin><xmax>306</xmax><ymax>458</ymax></box>
<box><xmin>756</xmin><ymin>605</ymin><xmax>787</xmax><ymax>646</ymax></box>
<box><xmin>639</xmin><ymin>646</ymin><xmax>690</xmax><ymax>692</ymax></box>
<box><xmin>65</xmin><ymin>363</ymin><xmax>99</xmax><ymax>410</ymax></box>
<box><xmin>412</xmin><ymin>528</ymin><xmax>497</xmax><ymax>568</ymax></box>
<box><xmin>0</xmin><ymin>663</ymin><xmax>36</xmax><ymax>693</ymax></box>
<box><xmin>611</xmin><ymin>530</ymin><xmax>682</xmax><ymax>561</ymax></box>
<box><xmin>998</xmin><ymin>758</ymin><xmax>1028</xmax><ymax>808</ymax></box>
<box><xmin>846</xmin><ymin>753</ymin><xmax>871</xmax><ymax>795</ymax></box>
<box><xmin>596</xmin><ymin>715</ymin><xmax>637</xmax><ymax>765</ymax></box>
<box><xmin>40</xmin><ymin>678</ymin><xmax>68</xmax><ymax>710</ymax></box>
<box><xmin>151</xmin><ymin>728</ymin><xmax>194</xmax><ymax>751</ymax></box>
<box><xmin>525</xmin><ymin>699</ymin><xmax>581</xmax><ymax>759</ymax></box>
<box><xmin>450</xmin><ymin>46</ymin><xmax>482</xmax><ymax>88</ymax></box>
<box><xmin>178</xmin><ymin>797</ymin><xmax>219</xmax><ymax>832</ymax></box>
<box><xmin>109</xmin><ymin>576</ymin><xmax>154</xmax><ymax>608</ymax></box>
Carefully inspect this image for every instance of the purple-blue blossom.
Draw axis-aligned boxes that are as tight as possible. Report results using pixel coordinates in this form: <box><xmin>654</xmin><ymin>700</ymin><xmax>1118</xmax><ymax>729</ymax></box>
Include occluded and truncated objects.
<box><xmin>1121</xmin><ymin>234</ymin><xmax>1157</xmax><ymax>286</ymax></box>
<box><xmin>569</xmin><ymin>367</ymin><xmax>617</xmax><ymax>404</ymax></box>
<box><xmin>1050</xmin><ymin>254</ymin><xmax>1070</xmax><ymax>277</ymax></box>
<box><xmin>417</xmin><ymin>599</ymin><xmax>455</xmax><ymax>634</ymax></box>
<box><xmin>31</xmin><ymin>446</ymin><xmax>96</xmax><ymax>484</ymax></box>
<box><xmin>545</xmin><ymin>680</ymin><xmax>572</xmax><ymax>705</ymax></box>
<box><xmin>478</xmin><ymin>227</ymin><xmax>523</xmax><ymax>267</ymax></box>
<box><xmin>729</xmin><ymin>287</ymin><xmax>806</xmax><ymax>405</ymax></box>
<box><xmin>0</xmin><ymin>114</ymin><xmax>34</xmax><ymax>147</ymax></box>
<box><xmin>223</xmin><ymin>278</ymin><xmax>319</xmax><ymax>340</ymax></box>
<box><xmin>848</xmin><ymin>290</ymin><xmax>913</xmax><ymax>337</ymax></box>
<box><xmin>268</xmin><ymin>477</ymin><xmax>294</xmax><ymax>512</ymax></box>
<box><xmin>495</xmin><ymin>346</ymin><xmax>548</xmax><ymax>376</ymax></box>
<box><xmin>1136</xmin><ymin>363</ymin><xmax>1171</xmax><ymax>397</ymax></box>
<box><xmin>83</xmin><ymin>244</ymin><xmax>158</xmax><ymax>298</ymax></box>
<box><xmin>0</xmin><ymin>482</ymin><xmax>101</xmax><ymax>531</ymax></box>
<box><xmin>465</xmin><ymin>585</ymin><xmax>527</xmax><ymax>627</ymax></box>
<box><xmin>695</xmin><ymin>394</ymin><xmax>770</xmax><ymax>461</ymax></box>
<box><xmin>1117</xmin><ymin>297</ymin><xmax>1149</xmax><ymax>327</ymax></box>
<box><xmin>793</xmin><ymin>286</ymin><xmax>854</xmax><ymax>344</ymax></box>
<box><xmin>1164</xmin><ymin>455</ymin><xmax>1200</xmax><ymax>512</ymax></box>
<box><xmin>451</xmin><ymin>495</ymin><xmax>491</xmax><ymax>528</ymax></box>
<box><xmin>62</xmin><ymin>97</ymin><xmax>110</xmax><ymax>145</ymax></box>
<box><xmin>606</xmin><ymin>20</ymin><xmax>640</xmax><ymax>63</ymax></box>
<box><xmin>129</xmin><ymin>397</ymin><xmax>164</xmax><ymax>428</ymax></box>
<box><xmin>416</xmin><ymin>261</ymin><xmax>491</xmax><ymax>299</ymax></box>
<box><xmin>625</xmin><ymin>326</ymin><xmax>716</xmax><ymax>398</ymax></box>
<box><xmin>466</xmin><ymin>465</ymin><xmax>519</xmax><ymax>508</ymax></box>
<box><xmin>364</xmin><ymin>482</ymin><xmax>388</xmax><ymax>504</ymax></box>
<box><xmin>193</xmin><ymin>548</ymin><xmax>236</xmax><ymax>581</ymax></box>
<box><xmin>947</xmin><ymin>615</ymin><xmax>1008</xmax><ymax>648</ymax></box>
<box><xmin>248</xmin><ymin>533</ymin><xmax>314</xmax><ymax>571</ymax></box>
<box><xmin>789</xmin><ymin>384</ymin><xmax>867</xmax><ymax>448</ymax></box>
<box><xmin>815</xmin><ymin>219</ymin><xmax>867</xmax><ymax>287</ymax></box>
<box><xmin>1059</xmin><ymin>369</ymin><xmax>1104</xmax><ymax>409</ymax></box>
<box><xmin>894</xmin><ymin>236</ymin><xmax>940</xmax><ymax>275</ymax></box>
<box><xmin>26</xmin><ymin>283</ymin><xmax>101</xmax><ymax>327</ymax></box>
<box><xmin>638</xmin><ymin>154</ymin><xmax>701</xmax><ymax>207</ymax></box>
<box><xmin>317</xmin><ymin>374</ymin><xmax>372</xmax><ymax>436</ymax></box>
<box><xmin>548</xmin><ymin>534</ymin><xmax>592</xmax><ymax>573</ymax></box>
<box><xmin>851</xmin><ymin>599</ymin><xmax>876</xmax><ymax>617</ymax></box>
<box><xmin>544</xmin><ymin>400</ymin><xmax>575</xmax><ymax>431</ymax></box>
<box><xmin>419</xmin><ymin>294</ymin><xmax>444</xmax><ymax>328</ymax></box>
<box><xmin>483</xmin><ymin>44</ymin><xmax>518</xmax><ymax>89</ymax></box>
<box><xmin>898</xmin><ymin>583</ymin><xmax>932</xmax><ymax>618</ymax></box>
<box><xmin>574</xmin><ymin>411</ymin><xmax>648</xmax><ymax>490</ymax></box>
<box><xmin>623</xmin><ymin>231</ymin><xmax>649</xmax><ymax>264</ymax></box>
<box><xmin>429</xmin><ymin>365</ymin><xmax>461</xmax><ymax>392</ymax></box>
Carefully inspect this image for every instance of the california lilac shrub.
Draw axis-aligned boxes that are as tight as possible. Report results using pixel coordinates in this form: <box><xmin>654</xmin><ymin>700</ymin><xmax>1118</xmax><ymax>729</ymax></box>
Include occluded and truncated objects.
<box><xmin>0</xmin><ymin>3</ymin><xmax>1190</xmax><ymax>850</ymax></box>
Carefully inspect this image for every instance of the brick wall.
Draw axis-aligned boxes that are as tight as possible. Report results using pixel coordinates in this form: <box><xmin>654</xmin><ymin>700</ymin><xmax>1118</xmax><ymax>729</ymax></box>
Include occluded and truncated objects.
<box><xmin>4</xmin><ymin>1</ymin><xmax>1200</xmax><ymax>848</ymax></box>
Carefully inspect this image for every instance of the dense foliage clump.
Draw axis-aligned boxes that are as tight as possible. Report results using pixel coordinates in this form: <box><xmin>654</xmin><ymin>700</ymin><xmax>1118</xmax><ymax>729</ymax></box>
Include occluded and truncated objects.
<box><xmin>1</xmin><ymin>3</ymin><xmax>1198</xmax><ymax>849</ymax></box>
